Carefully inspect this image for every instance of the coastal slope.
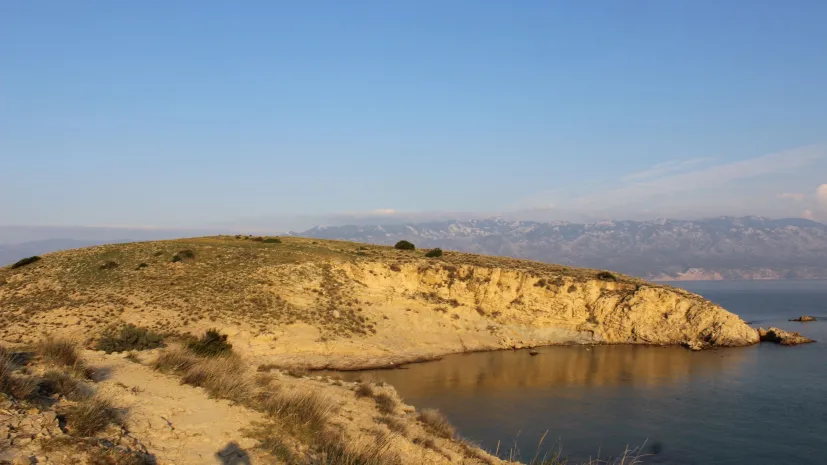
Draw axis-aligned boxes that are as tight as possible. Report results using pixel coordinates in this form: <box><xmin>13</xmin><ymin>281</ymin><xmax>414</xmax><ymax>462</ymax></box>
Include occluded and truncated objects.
<box><xmin>0</xmin><ymin>236</ymin><xmax>758</xmax><ymax>369</ymax></box>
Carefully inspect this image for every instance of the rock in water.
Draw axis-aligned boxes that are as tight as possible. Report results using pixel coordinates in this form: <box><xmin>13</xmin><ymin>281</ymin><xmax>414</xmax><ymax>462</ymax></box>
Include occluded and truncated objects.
<box><xmin>529</xmin><ymin>350</ymin><xmax>540</xmax><ymax>356</ymax></box>
<box><xmin>789</xmin><ymin>315</ymin><xmax>817</xmax><ymax>322</ymax></box>
<box><xmin>683</xmin><ymin>340</ymin><xmax>705</xmax><ymax>351</ymax></box>
<box><xmin>758</xmin><ymin>327</ymin><xmax>815</xmax><ymax>346</ymax></box>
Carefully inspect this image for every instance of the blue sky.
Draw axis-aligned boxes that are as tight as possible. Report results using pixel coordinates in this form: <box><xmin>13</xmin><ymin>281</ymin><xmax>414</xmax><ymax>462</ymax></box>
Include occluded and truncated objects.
<box><xmin>2</xmin><ymin>1</ymin><xmax>826</xmax><ymax>230</ymax></box>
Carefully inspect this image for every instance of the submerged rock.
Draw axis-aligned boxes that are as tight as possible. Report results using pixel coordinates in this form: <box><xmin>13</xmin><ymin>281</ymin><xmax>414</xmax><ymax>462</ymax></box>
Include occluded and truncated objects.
<box><xmin>758</xmin><ymin>327</ymin><xmax>815</xmax><ymax>346</ymax></box>
<box><xmin>789</xmin><ymin>315</ymin><xmax>817</xmax><ymax>322</ymax></box>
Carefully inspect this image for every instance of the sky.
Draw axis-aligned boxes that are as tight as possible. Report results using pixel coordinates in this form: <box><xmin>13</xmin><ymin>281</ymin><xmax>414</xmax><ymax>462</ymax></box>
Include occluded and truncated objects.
<box><xmin>2</xmin><ymin>1</ymin><xmax>827</xmax><ymax>232</ymax></box>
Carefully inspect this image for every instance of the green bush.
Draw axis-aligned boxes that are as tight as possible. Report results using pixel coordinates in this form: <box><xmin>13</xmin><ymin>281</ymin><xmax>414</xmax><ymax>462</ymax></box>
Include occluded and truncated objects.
<box><xmin>95</xmin><ymin>324</ymin><xmax>165</xmax><ymax>354</ymax></box>
<box><xmin>262</xmin><ymin>238</ymin><xmax>282</xmax><ymax>244</ymax></box>
<box><xmin>135</xmin><ymin>263</ymin><xmax>149</xmax><ymax>270</ymax></box>
<box><xmin>596</xmin><ymin>271</ymin><xmax>617</xmax><ymax>282</ymax></box>
<box><xmin>11</xmin><ymin>256</ymin><xmax>41</xmax><ymax>269</ymax></box>
<box><xmin>424</xmin><ymin>248</ymin><xmax>443</xmax><ymax>258</ymax></box>
<box><xmin>187</xmin><ymin>329</ymin><xmax>232</xmax><ymax>357</ymax></box>
<box><xmin>394</xmin><ymin>240</ymin><xmax>415</xmax><ymax>250</ymax></box>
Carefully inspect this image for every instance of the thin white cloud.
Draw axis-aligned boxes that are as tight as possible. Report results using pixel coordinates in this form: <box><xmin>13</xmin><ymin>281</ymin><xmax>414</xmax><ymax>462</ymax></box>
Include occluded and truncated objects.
<box><xmin>779</xmin><ymin>192</ymin><xmax>807</xmax><ymax>201</ymax></box>
<box><xmin>368</xmin><ymin>209</ymin><xmax>397</xmax><ymax>215</ymax></box>
<box><xmin>622</xmin><ymin>158</ymin><xmax>711</xmax><ymax>182</ymax></box>
<box><xmin>568</xmin><ymin>145</ymin><xmax>826</xmax><ymax>209</ymax></box>
<box><xmin>803</xmin><ymin>209</ymin><xmax>815</xmax><ymax>220</ymax></box>
<box><xmin>818</xmin><ymin>184</ymin><xmax>827</xmax><ymax>207</ymax></box>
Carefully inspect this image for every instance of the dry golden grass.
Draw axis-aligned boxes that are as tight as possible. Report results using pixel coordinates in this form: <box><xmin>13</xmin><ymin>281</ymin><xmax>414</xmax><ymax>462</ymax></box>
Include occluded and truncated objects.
<box><xmin>0</xmin><ymin>234</ymin><xmax>667</xmax><ymax>346</ymax></box>
<box><xmin>179</xmin><ymin>355</ymin><xmax>252</xmax><ymax>400</ymax></box>
<box><xmin>41</xmin><ymin>369</ymin><xmax>91</xmax><ymax>401</ymax></box>
<box><xmin>65</xmin><ymin>394</ymin><xmax>123</xmax><ymax>437</ymax></box>
<box><xmin>152</xmin><ymin>347</ymin><xmax>199</xmax><ymax>373</ymax></box>
<box><xmin>37</xmin><ymin>337</ymin><xmax>82</xmax><ymax>368</ymax></box>
<box><xmin>373</xmin><ymin>392</ymin><xmax>397</xmax><ymax>415</ymax></box>
<box><xmin>376</xmin><ymin>414</ymin><xmax>408</xmax><ymax>436</ymax></box>
<box><xmin>355</xmin><ymin>382</ymin><xmax>375</xmax><ymax>398</ymax></box>
<box><xmin>418</xmin><ymin>408</ymin><xmax>456</xmax><ymax>439</ymax></box>
<box><xmin>0</xmin><ymin>345</ymin><xmax>11</xmax><ymax>392</ymax></box>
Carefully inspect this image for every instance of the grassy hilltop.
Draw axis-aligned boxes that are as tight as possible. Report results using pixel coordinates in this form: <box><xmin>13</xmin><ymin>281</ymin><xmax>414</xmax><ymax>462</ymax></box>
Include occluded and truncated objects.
<box><xmin>1</xmin><ymin>235</ymin><xmax>757</xmax><ymax>370</ymax></box>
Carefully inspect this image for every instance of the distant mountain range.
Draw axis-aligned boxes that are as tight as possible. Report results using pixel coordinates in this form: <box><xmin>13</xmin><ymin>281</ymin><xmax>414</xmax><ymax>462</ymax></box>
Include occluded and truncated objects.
<box><xmin>4</xmin><ymin>217</ymin><xmax>826</xmax><ymax>280</ymax></box>
<box><xmin>297</xmin><ymin>216</ymin><xmax>827</xmax><ymax>280</ymax></box>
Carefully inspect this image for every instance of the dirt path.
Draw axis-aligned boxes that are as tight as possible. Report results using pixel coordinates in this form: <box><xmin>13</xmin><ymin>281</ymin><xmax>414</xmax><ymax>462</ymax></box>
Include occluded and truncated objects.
<box><xmin>85</xmin><ymin>350</ymin><xmax>270</xmax><ymax>465</ymax></box>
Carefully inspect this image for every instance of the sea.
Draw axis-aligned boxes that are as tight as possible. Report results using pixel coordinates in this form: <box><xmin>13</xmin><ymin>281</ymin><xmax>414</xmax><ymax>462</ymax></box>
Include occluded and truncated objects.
<box><xmin>337</xmin><ymin>280</ymin><xmax>827</xmax><ymax>464</ymax></box>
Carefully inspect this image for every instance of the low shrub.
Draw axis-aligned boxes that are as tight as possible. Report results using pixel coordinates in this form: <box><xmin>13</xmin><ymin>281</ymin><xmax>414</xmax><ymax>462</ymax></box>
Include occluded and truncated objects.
<box><xmin>11</xmin><ymin>256</ymin><xmax>41</xmax><ymax>269</ymax></box>
<box><xmin>596</xmin><ymin>271</ymin><xmax>618</xmax><ymax>282</ymax></box>
<box><xmin>95</xmin><ymin>324</ymin><xmax>165</xmax><ymax>354</ymax></box>
<box><xmin>393</xmin><ymin>240</ymin><xmax>415</xmax><ymax>250</ymax></box>
<box><xmin>417</xmin><ymin>408</ymin><xmax>455</xmax><ymax>439</ymax></box>
<box><xmin>186</xmin><ymin>329</ymin><xmax>233</xmax><ymax>357</ymax></box>
<box><xmin>99</xmin><ymin>260</ymin><xmax>119</xmax><ymax>270</ymax></box>
<box><xmin>262</xmin><ymin>238</ymin><xmax>282</xmax><ymax>244</ymax></box>
<box><xmin>135</xmin><ymin>263</ymin><xmax>149</xmax><ymax>270</ymax></box>
<box><xmin>172</xmin><ymin>249</ymin><xmax>195</xmax><ymax>262</ymax></box>
<box><xmin>424</xmin><ymin>248</ymin><xmax>443</xmax><ymax>258</ymax></box>
<box><xmin>65</xmin><ymin>395</ymin><xmax>123</xmax><ymax>437</ymax></box>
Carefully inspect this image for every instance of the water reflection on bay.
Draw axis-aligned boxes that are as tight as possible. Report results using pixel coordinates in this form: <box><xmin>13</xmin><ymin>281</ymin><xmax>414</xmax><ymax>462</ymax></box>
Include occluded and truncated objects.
<box><xmin>337</xmin><ymin>345</ymin><xmax>753</xmax><ymax>399</ymax></box>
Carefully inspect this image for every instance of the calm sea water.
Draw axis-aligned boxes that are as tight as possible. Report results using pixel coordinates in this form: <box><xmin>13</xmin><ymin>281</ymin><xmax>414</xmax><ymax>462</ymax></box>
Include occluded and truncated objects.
<box><xmin>340</xmin><ymin>280</ymin><xmax>827</xmax><ymax>464</ymax></box>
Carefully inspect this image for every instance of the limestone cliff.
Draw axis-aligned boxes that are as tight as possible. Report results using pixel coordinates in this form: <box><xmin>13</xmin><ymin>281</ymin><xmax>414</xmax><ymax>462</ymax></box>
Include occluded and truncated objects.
<box><xmin>0</xmin><ymin>236</ymin><xmax>759</xmax><ymax>369</ymax></box>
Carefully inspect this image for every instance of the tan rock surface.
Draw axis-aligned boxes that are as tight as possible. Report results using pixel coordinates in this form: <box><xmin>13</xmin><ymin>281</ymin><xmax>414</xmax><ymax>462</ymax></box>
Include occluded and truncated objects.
<box><xmin>0</xmin><ymin>236</ymin><xmax>759</xmax><ymax>369</ymax></box>
<box><xmin>758</xmin><ymin>327</ymin><xmax>815</xmax><ymax>345</ymax></box>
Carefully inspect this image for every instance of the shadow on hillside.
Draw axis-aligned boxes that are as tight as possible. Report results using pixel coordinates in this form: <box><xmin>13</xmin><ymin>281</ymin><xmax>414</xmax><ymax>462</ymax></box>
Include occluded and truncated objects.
<box><xmin>216</xmin><ymin>442</ymin><xmax>252</xmax><ymax>465</ymax></box>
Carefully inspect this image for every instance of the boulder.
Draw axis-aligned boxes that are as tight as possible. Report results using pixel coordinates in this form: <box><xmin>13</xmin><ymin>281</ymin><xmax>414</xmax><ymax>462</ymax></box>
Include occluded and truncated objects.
<box><xmin>758</xmin><ymin>327</ymin><xmax>815</xmax><ymax>346</ymax></box>
<box><xmin>789</xmin><ymin>315</ymin><xmax>817</xmax><ymax>322</ymax></box>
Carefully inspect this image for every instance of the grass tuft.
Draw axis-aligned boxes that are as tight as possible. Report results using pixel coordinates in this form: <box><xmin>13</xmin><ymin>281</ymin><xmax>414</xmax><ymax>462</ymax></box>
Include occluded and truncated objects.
<box><xmin>374</xmin><ymin>392</ymin><xmax>397</xmax><ymax>415</ymax></box>
<box><xmin>152</xmin><ymin>347</ymin><xmax>199</xmax><ymax>372</ymax></box>
<box><xmin>40</xmin><ymin>370</ymin><xmax>91</xmax><ymax>401</ymax></box>
<box><xmin>37</xmin><ymin>337</ymin><xmax>84</xmax><ymax>371</ymax></box>
<box><xmin>179</xmin><ymin>355</ymin><xmax>252</xmax><ymax>400</ymax></box>
<box><xmin>355</xmin><ymin>382</ymin><xmax>375</xmax><ymax>398</ymax></box>
<box><xmin>65</xmin><ymin>395</ymin><xmax>123</xmax><ymax>437</ymax></box>
<box><xmin>257</xmin><ymin>389</ymin><xmax>332</xmax><ymax>438</ymax></box>
<box><xmin>418</xmin><ymin>408</ymin><xmax>456</xmax><ymax>439</ymax></box>
<box><xmin>377</xmin><ymin>415</ymin><xmax>408</xmax><ymax>436</ymax></box>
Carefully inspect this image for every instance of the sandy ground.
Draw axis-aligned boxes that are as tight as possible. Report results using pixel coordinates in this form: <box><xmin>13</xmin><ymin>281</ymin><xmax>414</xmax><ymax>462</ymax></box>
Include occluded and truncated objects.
<box><xmin>85</xmin><ymin>350</ymin><xmax>270</xmax><ymax>465</ymax></box>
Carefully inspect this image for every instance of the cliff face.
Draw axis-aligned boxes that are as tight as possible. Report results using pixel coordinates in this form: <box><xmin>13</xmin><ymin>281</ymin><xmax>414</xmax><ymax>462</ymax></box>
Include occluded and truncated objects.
<box><xmin>0</xmin><ymin>236</ymin><xmax>758</xmax><ymax>370</ymax></box>
<box><xmin>246</xmin><ymin>260</ymin><xmax>758</xmax><ymax>369</ymax></box>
